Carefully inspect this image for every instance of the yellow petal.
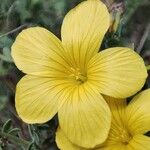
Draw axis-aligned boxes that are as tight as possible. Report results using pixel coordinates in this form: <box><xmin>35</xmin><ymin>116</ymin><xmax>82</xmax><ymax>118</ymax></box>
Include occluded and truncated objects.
<box><xmin>127</xmin><ymin>135</ymin><xmax>150</xmax><ymax>150</ymax></box>
<box><xmin>11</xmin><ymin>27</ymin><xmax>70</xmax><ymax>77</ymax></box>
<box><xmin>56</xmin><ymin>127</ymin><xmax>108</xmax><ymax>150</ymax></box>
<box><xmin>88</xmin><ymin>47</ymin><xmax>147</xmax><ymax>98</ymax></box>
<box><xmin>100</xmin><ymin>134</ymin><xmax>150</xmax><ymax>150</ymax></box>
<box><xmin>61</xmin><ymin>0</ymin><xmax>110</xmax><ymax>68</ymax></box>
<box><xmin>15</xmin><ymin>75</ymin><xmax>74</xmax><ymax>123</ymax></box>
<box><xmin>105</xmin><ymin>144</ymin><xmax>126</xmax><ymax>150</ymax></box>
<box><xmin>105</xmin><ymin>96</ymin><xmax>127</xmax><ymax>136</ymax></box>
<box><xmin>103</xmin><ymin>96</ymin><xmax>129</xmax><ymax>146</ymax></box>
<box><xmin>126</xmin><ymin>89</ymin><xmax>150</xmax><ymax>134</ymax></box>
<box><xmin>58</xmin><ymin>83</ymin><xmax>111</xmax><ymax>148</ymax></box>
<box><xmin>56</xmin><ymin>127</ymin><xmax>84</xmax><ymax>150</ymax></box>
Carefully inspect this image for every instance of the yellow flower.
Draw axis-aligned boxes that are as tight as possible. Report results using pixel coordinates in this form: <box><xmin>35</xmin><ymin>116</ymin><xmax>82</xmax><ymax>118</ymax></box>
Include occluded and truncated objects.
<box><xmin>56</xmin><ymin>89</ymin><xmax>150</xmax><ymax>150</ymax></box>
<box><xmin>11</xmin><ymin>0</ymin><xmax>147</xmax><ymax>148</ymax></box>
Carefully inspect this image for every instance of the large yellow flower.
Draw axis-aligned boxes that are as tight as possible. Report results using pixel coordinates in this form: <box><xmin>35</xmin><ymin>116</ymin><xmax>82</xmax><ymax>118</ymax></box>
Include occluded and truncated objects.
<box><xmin>56</xmin><ymin>89</ymin><xmax>150</xmax><ymax>150</ymax></box>
<box><xmin>11</xmin><ymin>0</ymin><xmax>147</xmax><ymax>148</ymax></box>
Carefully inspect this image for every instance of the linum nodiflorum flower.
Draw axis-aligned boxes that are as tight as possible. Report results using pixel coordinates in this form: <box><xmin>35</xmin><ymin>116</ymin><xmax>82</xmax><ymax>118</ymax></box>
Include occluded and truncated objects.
<box><xmin>11</xmin><ymin>0</ymin><xmax>147</xmax><ymax>148</ymax></box>
<box><xmin>56</xmin><ymin>90</ymin><xmax>150</xmax><ymax>150</ymax></box>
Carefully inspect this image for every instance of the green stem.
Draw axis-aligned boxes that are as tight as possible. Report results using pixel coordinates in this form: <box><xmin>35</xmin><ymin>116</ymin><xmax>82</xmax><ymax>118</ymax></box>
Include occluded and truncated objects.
<box><xmin>146</xmin><ymin>65</ymin><xmax>150</xmax><ymax>71</ymax></box>
<box><xmin>0</xmin><ymin>131</ymin><xmax>30</xmax><ymax>148</ymax></box>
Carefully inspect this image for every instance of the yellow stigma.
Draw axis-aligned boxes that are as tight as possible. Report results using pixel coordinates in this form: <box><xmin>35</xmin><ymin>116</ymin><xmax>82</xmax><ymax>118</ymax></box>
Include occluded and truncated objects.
<box><xmin>69</xmin><ymin>67</ymin><xmax>87</xmax><ymax>84</ymax></box>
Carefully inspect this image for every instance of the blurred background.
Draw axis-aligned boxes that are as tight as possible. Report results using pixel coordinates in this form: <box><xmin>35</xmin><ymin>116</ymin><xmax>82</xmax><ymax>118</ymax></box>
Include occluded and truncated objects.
<box><xmin>0</xmin><ymin>0</ymin><xmax>150</xmax><ymax>149</ymax></box>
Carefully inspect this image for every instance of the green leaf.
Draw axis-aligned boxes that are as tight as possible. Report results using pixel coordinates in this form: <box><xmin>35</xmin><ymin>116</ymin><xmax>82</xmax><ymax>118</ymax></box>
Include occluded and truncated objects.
<box><xmin>124</xmin><ymin>0</ymin><xmax>149</xmax><ymax>24</ymax></box>
<box><xmin>0</xmin><ymin>36</ymin><xmax>13</xmax><ymax>48</ymax></box>
<box><xmin>8</xmin><ymin>128</ymin><xmax>20</xmax><ymax>135</ymax></box>
<box><xmin>2</xmin><ymin>119</ymin><xmax>12</xmax><ymax>133</ymax></box>
<box><xmin>0</xmin><ymin>47</ymin><xmax>13</xmax><ymax>63</ymax></box>
<box><xmin>0</xmin><ymin>61</ymin><xmax>13</xmax><ymax>75</ymax></box>
<box><xmin>27</xmin><ymin>142</ymin><xmax>34</xmax><ymax>150</ymax></box>
<box><xmin>0</xmin><ymin>96</ymin><xmax>7</xmax><ymax>111</ymax></box>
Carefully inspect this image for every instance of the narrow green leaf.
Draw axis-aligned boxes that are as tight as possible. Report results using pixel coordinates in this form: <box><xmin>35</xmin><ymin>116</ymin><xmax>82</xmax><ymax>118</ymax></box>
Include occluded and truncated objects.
<box><xmin>8</xmin><ymin>128</ymin><xmax>20</xmax><ymax>135</ymax></box>
<box><xmin>2</xmin><ymin>119</ymin><xmax>12</xmax><ymax>133</ymax></box>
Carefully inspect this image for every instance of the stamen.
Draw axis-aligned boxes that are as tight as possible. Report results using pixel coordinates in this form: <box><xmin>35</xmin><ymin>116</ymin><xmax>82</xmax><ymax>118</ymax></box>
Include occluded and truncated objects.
<box><xmin>120</xmin><ymin>129</ymin><xmax>132</xmax><ymax>145</ymax></box>
<box><xmin>69</xmin><ymin>67</ymin><xmax>87</xmax><ymax>84</ymax></box>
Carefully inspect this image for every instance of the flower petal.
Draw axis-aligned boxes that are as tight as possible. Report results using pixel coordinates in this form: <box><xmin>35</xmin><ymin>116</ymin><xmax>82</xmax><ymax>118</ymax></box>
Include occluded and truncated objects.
<box><xmin>104</xmin><ymin>96</ymin><xmax>129</xmax><ymax>146</ymax></box>
<box><xmin>61</xmin><ymin>0</ymin><xmax>110</xmax><ymax>68</ymax></box>
<box><xmin>126</xmin><ymin>89</ymin><xmax>150</xmax><ymax>134</ymax></box>
<box><xmin>127</xmin><ymin>135</ymin><xmax>150</xmax><ymax>150</ymax></box>
<box><xmin>15</xmin><ymin>75</ymin><xmax>74</xmax><ymax>123</ymax></box>
<box><xmin>11</xmin><ymin>27</ymin><xmax>70</xmax><ymax>77</ymax></box>
<box><xmin>105</xmin><ymin>96</ymin><xmax>127</xmax><ymax>135</ymax></box>
<box><xmin>88</xmin><ymin>47</ymin><xmax>147</xmax><ymax>98</ymax></box>
<box><xmin>105</xmin><ymin>144</ymin><xmax>126</xmax><ymax>150</ymax></box>
<box><xmin>56</xmin><ymin>127</ymin><xmax>84</xmax><ymax>150</ymax></box>
<box><xmin>56</xmin><ymin>127</ymin><xmax>108</xmax><ymax>150</ymax></box>
<box><xmin>58</xmin><ymin>83</ymin><xmax>111</xmax><ymax>148</ymax></box>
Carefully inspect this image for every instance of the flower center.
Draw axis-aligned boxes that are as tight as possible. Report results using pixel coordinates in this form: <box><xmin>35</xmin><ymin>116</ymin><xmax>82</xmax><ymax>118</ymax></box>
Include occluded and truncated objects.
<box><xmin>119</xmin><ymin>129</ymin><xmax>132</xmax><ymax>145</ymax></box>
<box><xmin>69</xmin><ymin>67</ymin><xmax>87</xmax><ymax>84</ymax></box>
<box><xmin>110</xmin><ymin>126</ymin><xmax>133</xmax><ymax>146</ymax></box>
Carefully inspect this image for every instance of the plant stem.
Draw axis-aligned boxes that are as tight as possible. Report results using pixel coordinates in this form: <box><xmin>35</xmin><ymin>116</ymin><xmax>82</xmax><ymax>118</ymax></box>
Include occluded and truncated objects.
<box><xmin>137</xmin><ymin>24</ymin><xmax>150</xmax><ymax>53</ymax></box>
<box><xmin>0</xmin><ymin>24</ymin><xmax>32</xmax><ymax>38</ymax></box>
<box><xmin>0</xmin><ymin>131</ymin><xmax>30</xmax><ymax>148</ymax></box>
